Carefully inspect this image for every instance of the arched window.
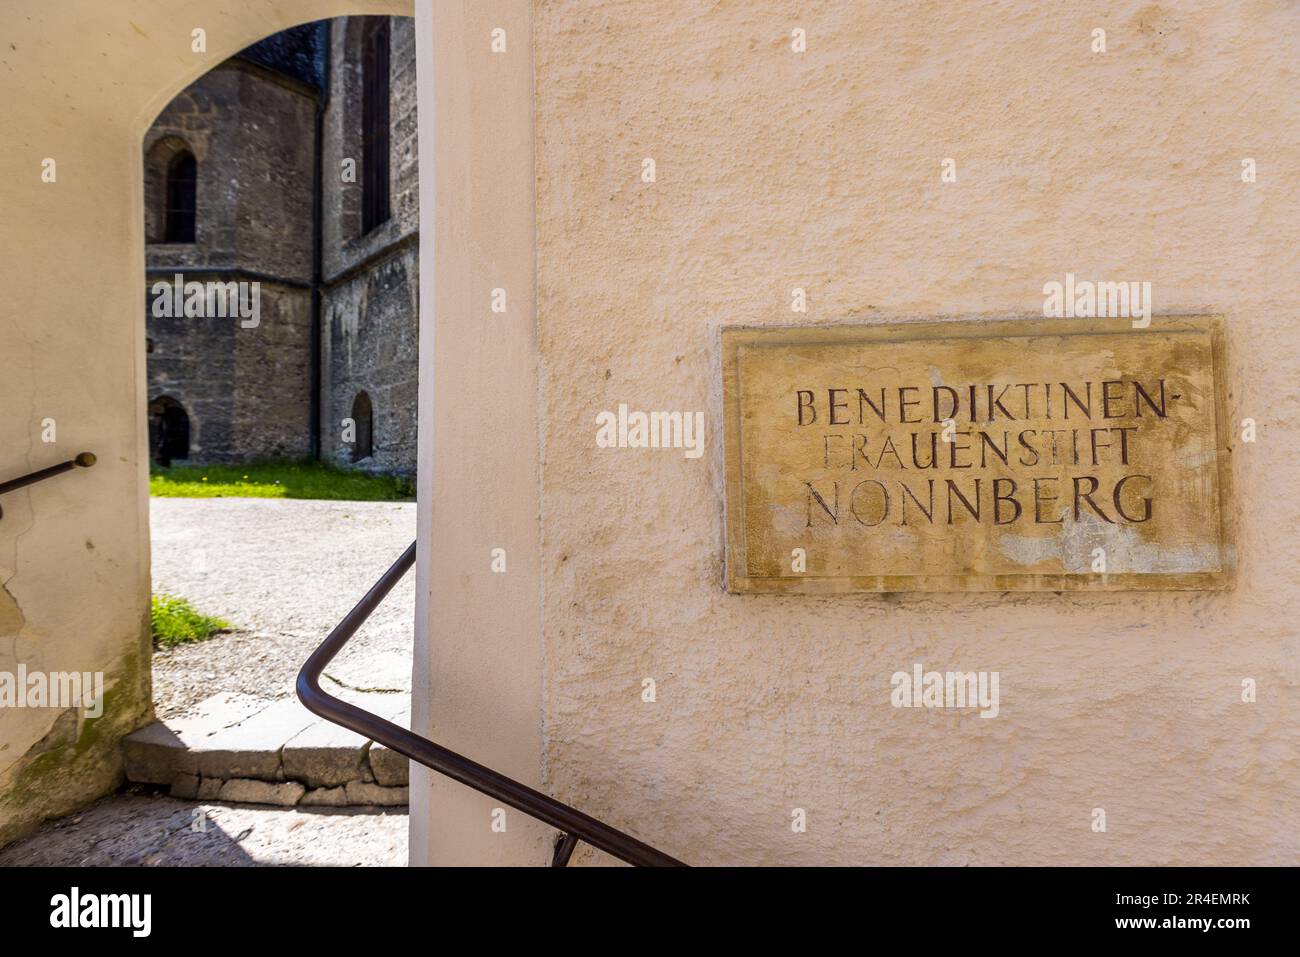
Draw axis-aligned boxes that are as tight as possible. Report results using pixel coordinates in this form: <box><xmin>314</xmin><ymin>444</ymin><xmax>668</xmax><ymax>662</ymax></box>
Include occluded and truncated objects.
<box><xmin>148</xmin><ymin>396</ymin><xmax>191</xmax><ymax>466</ymax></box>
<box><xmin>164</xmin><ymin>151</ymin><xmax>197</xmax><ymax>243</ymax></box>
<box><xmin>360</xmin><ymin>17</ymin><xmax>391</xmax><ymax>234</ymax></box>
<box><xmin>145</xmin><ymin>137</ymin><xmax>198</xmax><ymax>244</ymax></box>
<box><xmin>351</xmin><ymin>391</ymin><xmax>374</xmax><ymax>462</ymax></box>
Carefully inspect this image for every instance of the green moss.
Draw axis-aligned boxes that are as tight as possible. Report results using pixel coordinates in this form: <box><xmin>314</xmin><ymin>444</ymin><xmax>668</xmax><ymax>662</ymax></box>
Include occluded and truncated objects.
<box><xmin>0</xmin><ymin>649</ymin><xmax>151</xmax><ymax>846</ymax></box>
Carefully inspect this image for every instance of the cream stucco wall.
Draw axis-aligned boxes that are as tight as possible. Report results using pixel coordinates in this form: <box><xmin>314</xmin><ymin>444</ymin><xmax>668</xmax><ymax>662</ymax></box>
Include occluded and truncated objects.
<box><xmin>0</xmin><ymin>0</ymin><xmax>411</xmax><ymax>845</ymax></box>
<box><xmin>523</xmin><ymin>0</ymin><xmax>1299</xmax><ymax>865</ymax></box>
<box><xmin>3</xmin><ymin>0</ymin><xmax>1296</xmax><ymax>866</ymax></box>
<box><xmin>410</xmin><ymin>0</ymin><xmax>551</xmax><ymax>866</ymax></box>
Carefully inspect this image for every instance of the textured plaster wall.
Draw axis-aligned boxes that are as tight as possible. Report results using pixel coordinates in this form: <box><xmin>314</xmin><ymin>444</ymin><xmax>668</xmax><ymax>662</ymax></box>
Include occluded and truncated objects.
<box><xmin>532</xmin><ymin>0</ymin><xmax>1299</xmax><ymax>864</ymax></box>
<box><xmin>0</xmin><ymin>0</ymin><xmax>411</xmax><ymax>847</ymax></box>
<box><xmin>410</xmin><ymin>0</ymin><xmax>550</xmax><ymax>866</ymax></box>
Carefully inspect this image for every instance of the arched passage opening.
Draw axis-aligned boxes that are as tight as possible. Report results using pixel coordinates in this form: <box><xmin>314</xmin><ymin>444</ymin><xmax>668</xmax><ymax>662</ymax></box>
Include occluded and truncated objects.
<box><xmin>125</xmin><ymin>6</ymin><xmax>421</xmax><ymax>860</ymax></box>
<box><xmin>147</xmin><ymin>396</ymin><xmax>191</xmax><ymax>466</ymax></box>
<box><xmin>3</xmin><ymin>0</ymin><xmax>554</xmax><ymax>870</ymax></box>
<box><xmin>0</xmin><ymin>0</ymin><xmax>420</xmax><ymax>854</ymax></box>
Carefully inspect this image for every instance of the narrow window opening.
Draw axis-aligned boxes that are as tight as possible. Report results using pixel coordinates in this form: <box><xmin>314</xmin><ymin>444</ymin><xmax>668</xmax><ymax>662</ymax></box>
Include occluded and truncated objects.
<box><xmin>360</xmin><ymin>18</ymin><xmax>391</xmax><ymax>234</ymax></box>
<box><xmin>164</xmin><ymin>151</ymin><xmax>197</xmax><ymax>243</ymax></box>
<box><xmin>351</xmin><ymin>391</ymin><xmax>374</xmax><ymax>462</ymax></box>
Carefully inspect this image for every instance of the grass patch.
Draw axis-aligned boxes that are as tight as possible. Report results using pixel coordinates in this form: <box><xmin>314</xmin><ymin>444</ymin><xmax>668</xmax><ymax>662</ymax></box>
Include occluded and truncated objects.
<box><xmin>150</xmin><ymin>459</ymin><xmax>415</xmax><ymax>501</ymax></box>
<box><xmin>151</xmin><ymin>594</ymin><xmax>229</xmax><ymax>648</ymax></box>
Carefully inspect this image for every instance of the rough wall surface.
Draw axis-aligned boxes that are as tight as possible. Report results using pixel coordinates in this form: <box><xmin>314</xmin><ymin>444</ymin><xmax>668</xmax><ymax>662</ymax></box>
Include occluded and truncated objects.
<box><xmin>0</xmin><ymin>0</ymin><xmax>412</xmax><ymax>848</ymax></box>
<box><xmin>322</xmin><ymin>16</ymin><xmax>420</xmax><ymax>275</ymax></box>
<box><xmin>144</xmin><ymin>61</ymin><xmax>317</xmax><ymax>464</ymax></box>
<box><xmin>533</xmin><ymin>0</ymin><xmax>1299</xmax><ymax>864</ymax></box>
<box><xmin>146</xmin><ymin>62</ymin><xmax>319</xmax><ymax>278</ymax></box>
<box><xmin>321</xmin><ymin>249</ymin><xmax>420</xmax><ymax>473</ymax></box>
<box><xmin>321</xmin><ymin>15</ymin><xmax>420</xmax><ymax>473</ymax></box>
<box><xmin>142</xmin><ymin>16</ymin><xmax>419</xmax><ymax>472</ymax></box>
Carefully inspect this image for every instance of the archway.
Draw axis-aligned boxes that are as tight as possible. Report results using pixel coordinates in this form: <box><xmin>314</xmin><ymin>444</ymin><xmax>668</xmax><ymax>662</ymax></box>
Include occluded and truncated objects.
<box><xmin>142</xmin><ymin>13</ymin><xmax>419</xmax><ymax>764</ymax></box>
<box><xmin>0</xmin><ymin>0</ymin><xmax>416</xmax><ymax>849</ymax></box>
<box><xmin>147</xmin><ymin>396</ymin><xmax>191</xmax><ymax>466</ymax></box>
<box><xmin>4</xmin><ymin>0</ymin><xmax>545</xmax><ymax>867</ymax></box>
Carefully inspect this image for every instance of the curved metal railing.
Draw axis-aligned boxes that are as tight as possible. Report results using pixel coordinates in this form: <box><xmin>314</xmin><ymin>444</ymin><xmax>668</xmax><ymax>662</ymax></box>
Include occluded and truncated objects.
<box><xmin>296</xmin><ymin>541</ymin><xmax>685</xmax><ymax>867</ymax></box>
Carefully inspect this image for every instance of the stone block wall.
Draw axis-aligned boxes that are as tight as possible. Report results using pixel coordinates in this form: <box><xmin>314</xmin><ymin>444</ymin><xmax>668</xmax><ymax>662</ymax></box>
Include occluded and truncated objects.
<box><xmin>319</xmin><ymin>15</ymin><xmax>420</xmax><ymax>474</ymax></box>
<box><xmin>144</xmin><ymin>59</ymin><xmax>317</xmax><ymax>464</ymax></box>
<box><xmin>322</xmin><ymin>16</ymin><xmax>420</xmax><ymax>273</ymax></box>
<box><xmin>320</xmin><ymin>249</ymin><xmax>419</xmax><ymax>473</ymax></box>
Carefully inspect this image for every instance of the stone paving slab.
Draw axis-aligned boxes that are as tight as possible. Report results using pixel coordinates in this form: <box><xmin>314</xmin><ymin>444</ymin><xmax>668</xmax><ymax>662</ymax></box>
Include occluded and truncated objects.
<box><xmin>338</xmin><ymin>691</ymin><xmax>411</xmax><ymax>787</ymax></box>
<box><xmin>218</xmin><ymin>779</ymin><xmax>307</xmax><ymax>807</ymax></box>
<box><xmin>195</xmin><ymin>697</ymin><xmax>318</xmax><ymax>780</ymax></box>
<box><xmin>123</xmin><ymin>691</ymin><xmax>410</xmax><ymax>805</ymax></box>
<box><xmin>122</xmin><ymin>692</ymin><xmax>267</xmax><ymax>784</ymax></box>
<box><xmin>281</xmin><ymin>716</ymin><xmax>371</xmax><ymax>788</ymax></box>
<box><xmin>369</xmin><ymin>743</ymin><xmax>410</xmax><ymax>787</ymax></box>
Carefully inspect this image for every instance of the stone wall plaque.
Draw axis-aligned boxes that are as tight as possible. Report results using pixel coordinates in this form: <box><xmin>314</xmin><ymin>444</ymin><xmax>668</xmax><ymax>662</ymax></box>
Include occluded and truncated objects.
<box><xmin>722</xmin><ymin>317</ymin><xmax>1232</xmax><ymax>593</ymax></box>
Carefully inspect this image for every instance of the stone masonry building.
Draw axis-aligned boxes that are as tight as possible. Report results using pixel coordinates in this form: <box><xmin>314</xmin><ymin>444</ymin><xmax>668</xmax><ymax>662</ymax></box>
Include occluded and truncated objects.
<box><xmin>144</xmin><ymin>16</ymin><xmax>418</xmax><ymax>475</ymax></box>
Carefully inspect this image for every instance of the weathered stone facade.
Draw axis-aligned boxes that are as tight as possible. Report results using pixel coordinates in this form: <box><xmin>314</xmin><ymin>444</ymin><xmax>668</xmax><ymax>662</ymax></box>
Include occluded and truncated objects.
<box><xmin>320</xmin><ymin>16</ymin><xmax>420</xmax><ymax>474</ymax></box>
<box><xmin>143</xmin><ymin>16</ymin><xmax>418</xmax><ymax>473</ymax></box>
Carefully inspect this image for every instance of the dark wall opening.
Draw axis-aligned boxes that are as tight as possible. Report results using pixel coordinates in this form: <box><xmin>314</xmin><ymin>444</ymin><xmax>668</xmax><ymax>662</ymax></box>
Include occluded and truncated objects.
<box><xmin>144</xmin><ymin>136</ymin><xmax>198</xmax><ymax>245</ymax></box>
<box><xmin>360</xmin><ymin>16</ymin><xmax>391</xmax><ymax>234</ymax></box>
<box><xmin>164</xmin><ymin>151</ymin><xmax>198</xmax><ymax>243</ymax></box>
<box><xmin>148</xmin><ymin>396</ymin><xmax>192</xmax><ymax>466</ymax></box>
<box><xmin>351</xmin><ymin>390</ymin><xmax>374</xmax><ymax>462</ymax></box>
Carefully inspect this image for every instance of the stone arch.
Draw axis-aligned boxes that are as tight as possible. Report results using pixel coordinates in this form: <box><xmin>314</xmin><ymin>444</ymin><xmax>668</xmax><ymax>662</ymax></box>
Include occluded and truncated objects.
<box><xmin>130</xmin><ymin>3</ymin><xmax>414</xmax><ymax>138</ymax></box>
<box><xmin>4</xmin><ymin>0</ymin><xmax>425</xmax><ymax>848</ymax></box>
<box><xmin>148</xmin><ymin>395</ymin><xmax>192</xmax><ymax>466</ymax></box>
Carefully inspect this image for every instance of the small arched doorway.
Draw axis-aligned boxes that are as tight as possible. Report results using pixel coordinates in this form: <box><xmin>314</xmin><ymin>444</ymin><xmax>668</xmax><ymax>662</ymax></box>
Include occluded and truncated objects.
<box><xmin>148</xmin><ymin>396</ymin><xmax>191</xmax><ymax>466</ymax></box>
<box><xmin>351</xmin><ymin>391</ymin><xmax>374</xmax><ymax>462</ymax></box>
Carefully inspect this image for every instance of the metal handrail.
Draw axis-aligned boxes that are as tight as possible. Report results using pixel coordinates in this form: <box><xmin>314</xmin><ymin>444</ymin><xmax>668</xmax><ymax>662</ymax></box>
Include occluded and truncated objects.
<box><xmin>0</xmin><ymin>452</ymin><xmax>96</xmax><ymax>520</ymax></box>
<box><xmin>295</xmin><ymin>541</ymin><xmax>686</xmax><ymax>868</ymax></box>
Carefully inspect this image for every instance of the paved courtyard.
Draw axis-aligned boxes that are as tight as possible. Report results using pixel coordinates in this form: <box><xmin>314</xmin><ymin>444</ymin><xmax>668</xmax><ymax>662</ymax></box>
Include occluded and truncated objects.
<box><xmin>2</xmin><ymin>498</ymin><xmax>417</xmax><ymax>867</ymax></box>
<box><xmin>0</xmin><ymin>790</ymin><xmax>406</xmax><ymax>866</ymax></box>
<box><xmin>150</xmin><ymin>497</ymin><xmax>416</xmax><ymax>719</ymax></box>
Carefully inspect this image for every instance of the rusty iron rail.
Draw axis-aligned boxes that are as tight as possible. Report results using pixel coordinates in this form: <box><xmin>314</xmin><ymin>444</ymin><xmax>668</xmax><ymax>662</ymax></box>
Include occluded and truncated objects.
<box><xmin>296</xmin><ymin>541</ymin><xmax>685</xmax><ymax>868</ymax></box>
<box><xmin>0</xmin><ymin>452</ymin><xmax>96</xmax><ymax>520</ymax></box>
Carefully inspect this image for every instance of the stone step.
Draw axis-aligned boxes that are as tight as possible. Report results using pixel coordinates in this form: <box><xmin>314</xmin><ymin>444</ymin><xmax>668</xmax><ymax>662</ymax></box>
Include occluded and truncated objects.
<box><xmin>124</xmin><ymin>691</ymin><xmax>411</xmax><ymax>807</ymax></box>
